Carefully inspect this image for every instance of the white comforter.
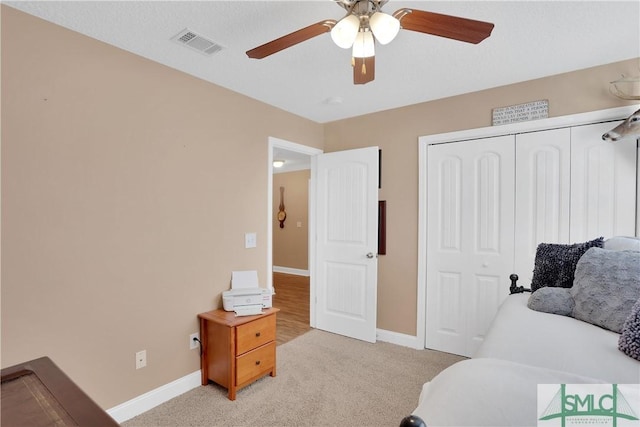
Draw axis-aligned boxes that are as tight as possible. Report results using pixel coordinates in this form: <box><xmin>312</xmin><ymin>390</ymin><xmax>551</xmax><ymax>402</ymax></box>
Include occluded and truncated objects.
<box><xmin>413</xmin><ymin>358</ymin><xmax>603</xmax><ymax>427</ymax></box>
<box><xmin>412</xmin><ymin>293</ymin><xmax>640</xmax><ymax>426</ymax></box>
<box><xmin>476</xmin><ymin>294</ymin><xmax>640</xmax><ymax>384</ymax></box>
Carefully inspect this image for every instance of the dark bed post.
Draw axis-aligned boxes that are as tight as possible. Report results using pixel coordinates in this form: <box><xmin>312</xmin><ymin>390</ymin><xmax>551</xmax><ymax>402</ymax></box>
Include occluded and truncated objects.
<box><xmin>509</xmin><ymin>274</ymin><xmax>519</xmax><ymax>294</ymax></box>
<box><xmin>400</xmin><ymin>415</ymin><xmax>427</xmax><ymax>427</ymax></box>
<box><xmin>509</xmin><ymin>273</ymin><xmax>531</xmax><ymax>294</ymax></box>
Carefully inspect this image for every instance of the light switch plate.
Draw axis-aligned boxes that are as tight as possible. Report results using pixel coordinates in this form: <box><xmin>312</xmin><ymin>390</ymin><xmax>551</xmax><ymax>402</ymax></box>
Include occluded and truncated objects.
<box><xmin>136</xmin><ymin>350</ymin><xmax>147</xmax><ymax>369</ymax></box>
<box><xmin>245</xmin><ymin>232</ymin><xmax>257</xmax><ymax>248</ymax></box>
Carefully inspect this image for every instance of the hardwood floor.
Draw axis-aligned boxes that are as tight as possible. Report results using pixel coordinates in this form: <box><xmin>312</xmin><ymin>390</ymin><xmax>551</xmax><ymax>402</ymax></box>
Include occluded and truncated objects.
<box><xmin>272</xmin><ymin>272</ymin><xmax>311</xmax><ymax>345</ymax></box>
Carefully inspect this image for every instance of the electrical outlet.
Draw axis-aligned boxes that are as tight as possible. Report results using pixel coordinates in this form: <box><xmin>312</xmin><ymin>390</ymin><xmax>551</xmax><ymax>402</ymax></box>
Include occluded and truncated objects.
<box><xmin>189</xmin><ymin>332</ymin><xmax>200</xmax><ymax>350</ymax></box>
<box><xmin>135</xmin><ymin>350</ymin><xmax>147</xmax><ymax>369</ymax></box>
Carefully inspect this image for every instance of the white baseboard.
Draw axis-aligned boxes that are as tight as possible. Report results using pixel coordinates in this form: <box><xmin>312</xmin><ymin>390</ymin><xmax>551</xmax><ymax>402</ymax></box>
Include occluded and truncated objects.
<box><xmin>106</xmin><ymin>331</ymin><xmax>421</xmax><ymax>423</ymax></box>
<box><xmin>106</xmin><ymin>370</ymin><xmax>201</xmax><ymax>424</ymax></box>
<box><xmin>376</xmin><ymin>329</ymin><xmax>423</xmax><ymax>350</ymax></box>
<box><xmin>273</xmin><ymin>266</ymin><xmax>309</xmax><ymax>276</ymax></box>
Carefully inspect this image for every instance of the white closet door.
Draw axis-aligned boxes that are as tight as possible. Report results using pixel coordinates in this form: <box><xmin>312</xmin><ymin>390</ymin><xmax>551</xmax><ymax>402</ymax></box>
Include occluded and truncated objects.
<box><xmin>426</xmin><ymin>136</ymin><xmax>515</xmax><ymax>357</ymax></box>
<box><xmin>514</xmin><ymin>128</ymin><xmax>571</xmax><ymax>284</ymax></box>
<box><xmin>570</xmin><ymin>122</ymin><xmax>637</xmax><ymax>241</ymax></box>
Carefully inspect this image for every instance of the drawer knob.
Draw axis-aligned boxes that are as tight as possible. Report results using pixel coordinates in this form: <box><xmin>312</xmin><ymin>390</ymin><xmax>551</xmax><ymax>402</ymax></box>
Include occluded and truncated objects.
<box><xmin>255</xmin><ymin>360</ymin><xmax>261</xmax><ymax>366</ymax></box>
<box><xmin>255</xmin><ymin>332</ymin><xmax>261</xmax><ymax>337</ymax></box>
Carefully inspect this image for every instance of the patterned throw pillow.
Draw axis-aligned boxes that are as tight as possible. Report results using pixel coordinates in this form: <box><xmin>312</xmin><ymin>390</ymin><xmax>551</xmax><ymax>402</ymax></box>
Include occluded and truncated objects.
<box><xmin>619</xmin><ymin>298</ymin><xmax>640</xmax><ymax>361</ymax></box>
<box><xmin>530</xmin><ymin>237</ymin><xmax>604</xmax><ymax>293</ymax></box>
<box><xmin>570</xmin><ymin>248</ymin><xmax>640</xmax><ymax>333</ymax></box>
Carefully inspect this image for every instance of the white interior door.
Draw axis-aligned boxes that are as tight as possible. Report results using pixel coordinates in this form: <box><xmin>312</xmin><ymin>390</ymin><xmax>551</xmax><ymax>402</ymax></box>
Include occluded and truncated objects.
<box><xmin>426</xmin><ymin>136</ymin><xmax>515</xmax><ymax>357</ymax></box>
<box><xmin>315</xmin><ymin>147</ymin><xmax>379</xmax><ymax>343</ymax></box>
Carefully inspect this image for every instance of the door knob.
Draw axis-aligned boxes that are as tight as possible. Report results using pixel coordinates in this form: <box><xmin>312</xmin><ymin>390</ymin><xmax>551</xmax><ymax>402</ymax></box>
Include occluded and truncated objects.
<box><xmin>366</xmin><ymin>252</ymin><xmax>375</xmax><ymax>259</ymax></box>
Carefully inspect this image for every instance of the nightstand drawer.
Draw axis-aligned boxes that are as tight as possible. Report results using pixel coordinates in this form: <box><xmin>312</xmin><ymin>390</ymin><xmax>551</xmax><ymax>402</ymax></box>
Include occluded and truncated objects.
<box><xmin>236</xmin><ymin>342</ymin><xmax>275</xmax><ymax>387</ymax></box>
<box><xmin>236</xmin><ymin>315</ymin><xmax>276</xmax><ymax>354</ymax></box>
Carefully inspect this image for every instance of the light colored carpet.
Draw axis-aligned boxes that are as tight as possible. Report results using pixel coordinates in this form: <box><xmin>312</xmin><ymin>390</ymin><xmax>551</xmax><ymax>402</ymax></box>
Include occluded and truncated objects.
<box><xmin>123</xmin><ymin>329</ymin><xmax>465</xmax><ymax>427</ymax></box>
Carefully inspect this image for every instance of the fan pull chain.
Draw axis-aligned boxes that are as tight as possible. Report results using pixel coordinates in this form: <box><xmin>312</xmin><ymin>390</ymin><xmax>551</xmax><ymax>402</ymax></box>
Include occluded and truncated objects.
<box><xmin>353</xmin><ymin>57</ymin><xmax>367</xmax><ymax>75</ymax></box>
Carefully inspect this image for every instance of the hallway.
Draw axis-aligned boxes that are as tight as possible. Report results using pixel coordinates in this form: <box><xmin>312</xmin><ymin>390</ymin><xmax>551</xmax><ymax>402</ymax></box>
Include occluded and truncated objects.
<box><xmin>272</xmin><ymin>272</ymin><xmax>311</xmax><ymax>345</ymax></box>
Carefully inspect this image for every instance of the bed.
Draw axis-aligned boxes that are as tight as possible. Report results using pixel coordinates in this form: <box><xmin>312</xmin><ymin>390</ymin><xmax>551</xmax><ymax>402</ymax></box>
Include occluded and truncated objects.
<box><xmin>407</xmin><ymin>236</ymin><xmax>640</xmax><ymax>427</ymax></box>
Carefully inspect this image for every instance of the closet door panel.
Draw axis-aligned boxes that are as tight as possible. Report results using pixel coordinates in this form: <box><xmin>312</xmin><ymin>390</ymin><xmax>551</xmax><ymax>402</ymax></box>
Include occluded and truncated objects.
<box><xmin>438</xmin><ymin>156</ymin><xmax>463</xmax><ymax>251</ymax></box>
<box><xmin>427</xmin><ymin>135</ymin><xmax>514</xmax><ymax>357</ymax></box>
<box><xmin>570</xmin><ymin>122</ymin><xmax>637</xmax><ymax>241</ymax></box>
<box><xmin>427</xmin><ymin>146</ymin><xmax>466</xmax><ymax>355</ymax></box>
<box><xmin>514</xmin><ymin>128</ymin><xmax>571</xmax><ymax>284</ymax></box>
<box><xmin>468</xmin><ymin>274</ymin><xmax>501</xmax><ymax>351</ymax></box>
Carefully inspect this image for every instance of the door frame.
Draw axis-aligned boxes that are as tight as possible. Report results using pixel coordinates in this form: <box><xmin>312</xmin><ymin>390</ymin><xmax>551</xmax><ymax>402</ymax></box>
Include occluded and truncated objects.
<box><xmin>267</xmin><ymin>137</ymin><xmax>322</xmax><ymax>324</ymax></box>
<box><xmin>417</xmin><ymin>105</ymin><xmax>638</xmax><ymax>349</ymax></box>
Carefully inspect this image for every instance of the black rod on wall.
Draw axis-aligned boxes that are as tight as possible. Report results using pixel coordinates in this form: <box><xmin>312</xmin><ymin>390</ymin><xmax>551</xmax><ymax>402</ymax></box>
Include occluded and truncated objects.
<box><xmin>378</xmin><ymin>200</ymin><xmax>386</xmax><ymax>255</ymax></box>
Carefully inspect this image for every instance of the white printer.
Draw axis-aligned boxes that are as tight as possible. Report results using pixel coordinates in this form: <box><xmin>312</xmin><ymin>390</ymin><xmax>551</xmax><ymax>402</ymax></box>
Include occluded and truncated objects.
<box><xmin>222</xmin><ymin>270</ymin><xmax>272</xmax><ymax>316</ymax></box>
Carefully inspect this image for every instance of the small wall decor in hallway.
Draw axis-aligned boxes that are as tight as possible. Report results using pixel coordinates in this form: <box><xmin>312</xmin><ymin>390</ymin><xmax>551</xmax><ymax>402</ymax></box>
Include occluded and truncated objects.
<box><xmin>278</xmin><ymin>186</ymin><xmax>287</xmax><ymax>228</ymax></box>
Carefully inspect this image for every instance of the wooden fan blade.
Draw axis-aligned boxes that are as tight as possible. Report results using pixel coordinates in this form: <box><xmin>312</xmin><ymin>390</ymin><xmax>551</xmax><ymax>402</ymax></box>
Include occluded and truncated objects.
<box><xmin>353</xmin><ymin>56</ymin><xmax>375</xmax><ymax>85</ymax></box>
<box><xmin>393</xmin><ymin>8</ymin><xmax>494</xmax><ymax>44</ymax></box>
<box><xmin>246</xmin><ymin>20</ymin><xmax>337</xmax><ymax>59</ymax></box>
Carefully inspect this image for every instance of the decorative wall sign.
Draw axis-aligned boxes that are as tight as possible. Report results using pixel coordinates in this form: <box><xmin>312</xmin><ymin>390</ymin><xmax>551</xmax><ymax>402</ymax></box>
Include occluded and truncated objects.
<box><xmin>492</xmin><ymin>100</ymin><xmax>549</xmax><ymax>126</ymax></box>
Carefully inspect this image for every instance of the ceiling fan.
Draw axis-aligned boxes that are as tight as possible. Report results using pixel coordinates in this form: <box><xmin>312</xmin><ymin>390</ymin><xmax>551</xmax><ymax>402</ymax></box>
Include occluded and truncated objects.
<box><xmin>246</xmin><ymin>0</ymin><xmax>495</xmax><ymax>85</ymax></box>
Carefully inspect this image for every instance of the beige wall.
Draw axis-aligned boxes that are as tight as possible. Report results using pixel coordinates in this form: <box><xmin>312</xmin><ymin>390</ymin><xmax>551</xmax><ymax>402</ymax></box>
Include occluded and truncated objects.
<box><xmin>324</xmin><ymin>58</ymin><xmax>640</xmax><ymax>336</ymax></box>
<box><xmin>2</xmin><ymin>3</ymin><xmax>639</xmax><ymax>412</ymax></box>
<box><xmin>273</xmin><ymin>170</ymin><xmax>310</xmax><ymax>271</ymax></box>
<box><xmin>0</xmin><ymin>6</ymin><xmax>323</xmax><ymax>409</ymax></box>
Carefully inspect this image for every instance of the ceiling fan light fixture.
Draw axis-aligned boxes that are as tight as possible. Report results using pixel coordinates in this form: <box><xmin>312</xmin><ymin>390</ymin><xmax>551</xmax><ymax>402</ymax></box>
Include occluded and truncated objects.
<box><xmin>369</xmin><ymin>12</ymin><xmax>400</xmax><ymax>45</ymax></box>
<box><xmin>245</xmin><ymin>2</ymin><xmax>495</xmax><ymax>86</ymax></box>
<box><xmin>352</xmin><ymin>29</ymin><xmax>375</xmax><ymax>58</ymax></box>
<box><xmin>330</xmin><ymin>14</ymin><xmax>360</xmax><ymax>48</ymax></box>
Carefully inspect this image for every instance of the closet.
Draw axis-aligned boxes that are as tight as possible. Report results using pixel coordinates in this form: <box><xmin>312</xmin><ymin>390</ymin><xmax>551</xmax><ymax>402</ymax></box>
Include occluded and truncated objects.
<box><xmin>423</xmin><ymin>110</ymin><xmax>638</xmax><ymax>357</ymax></box>
<box><xmin>514</xmin><ymin>123</ymin><xmax>636</xmax><ymax>285</ymax></box>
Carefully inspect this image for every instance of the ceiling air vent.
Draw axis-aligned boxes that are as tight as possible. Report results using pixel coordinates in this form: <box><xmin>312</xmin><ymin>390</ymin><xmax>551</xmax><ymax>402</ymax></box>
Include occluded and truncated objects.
<box><xmin>171</xmin><ymin>28</ymin><xmax>223</xmax><ymax>56</ymax></box>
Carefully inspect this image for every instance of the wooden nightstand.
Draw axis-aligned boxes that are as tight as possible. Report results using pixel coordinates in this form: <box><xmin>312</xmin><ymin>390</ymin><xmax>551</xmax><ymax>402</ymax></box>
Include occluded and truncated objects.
<box><xmin>198</xmin><ymin>307</ymin><xmax>279</xmax><ymax>400</ymax></box>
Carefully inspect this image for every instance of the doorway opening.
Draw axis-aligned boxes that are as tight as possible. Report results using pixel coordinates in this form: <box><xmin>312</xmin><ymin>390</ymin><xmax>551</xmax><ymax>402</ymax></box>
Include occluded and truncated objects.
<box><xmin>268</xmin><ymin>137</ymin><xmax>322</xmax><ymax>345</ymax></box>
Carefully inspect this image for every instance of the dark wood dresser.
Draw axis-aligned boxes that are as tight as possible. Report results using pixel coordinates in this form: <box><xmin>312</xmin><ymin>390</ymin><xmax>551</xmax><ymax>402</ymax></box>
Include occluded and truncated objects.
<box><xmin>1</xmin><ymin>356</ymin><xmax>119</xmax><ymax>426</ymax></box>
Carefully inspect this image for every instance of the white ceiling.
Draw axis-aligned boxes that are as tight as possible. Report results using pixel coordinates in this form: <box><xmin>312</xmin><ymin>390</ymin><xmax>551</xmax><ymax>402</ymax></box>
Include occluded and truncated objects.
<box><xmin>273</xmin><ymin>146</ymin><xmax>313</xmax><ymax>173</ymax></box>
<box><xmin>6</xmin><ymin>1</ymin><xmax>640</xmax><ymax>125</ymax></box>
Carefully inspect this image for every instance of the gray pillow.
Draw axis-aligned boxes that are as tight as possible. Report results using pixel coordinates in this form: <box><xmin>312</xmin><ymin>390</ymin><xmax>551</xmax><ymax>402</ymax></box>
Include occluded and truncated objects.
<box><xmin>604</xmin><ymin>236</ymin><xmax>640</xmax><ymax>252</ymax></box>
<box><xmin>570</xmin><ymin>247</ymin><xmax>640</xmax><ymax>333</ymax></box>
<box><xmin>530</xmin><ymin>237</ymin><xmax>604</xmax><ymax>293</ymax></box>
<box><xmin>527</xmin><ymin>287</ymin><xmax>574</xmax><ymax>316</ymax></box>
<box><xmin>619</xmin><ymin>298</ymin><xmax>640</xmax><ymax>361</ymax></box>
